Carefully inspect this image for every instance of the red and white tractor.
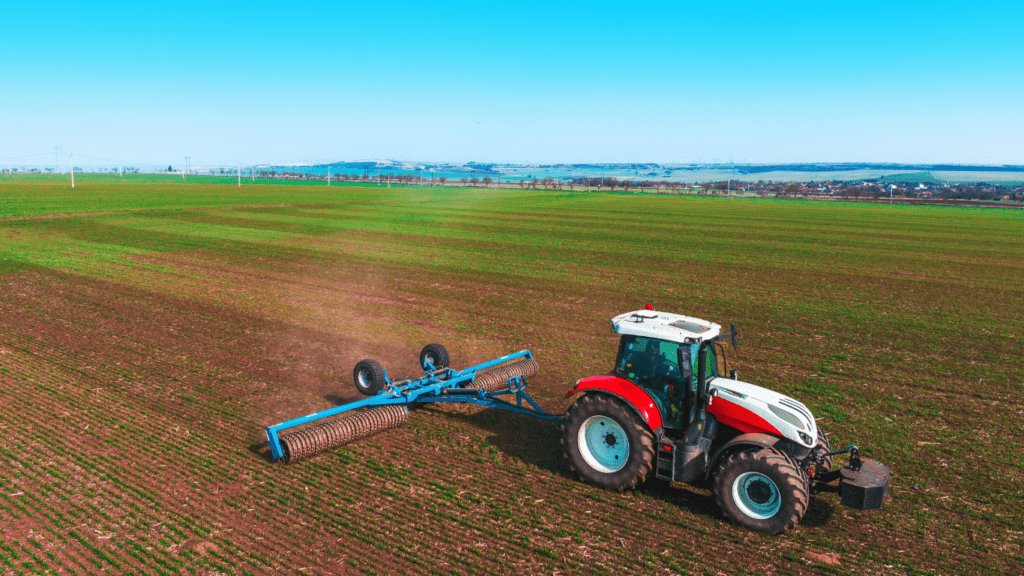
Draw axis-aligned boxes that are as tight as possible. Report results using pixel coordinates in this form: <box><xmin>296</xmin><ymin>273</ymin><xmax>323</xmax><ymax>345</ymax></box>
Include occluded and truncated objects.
<box><xmin>563</xmin><ymin>306</ymin><xmax>890</xmax><ymax>534</ymax></box>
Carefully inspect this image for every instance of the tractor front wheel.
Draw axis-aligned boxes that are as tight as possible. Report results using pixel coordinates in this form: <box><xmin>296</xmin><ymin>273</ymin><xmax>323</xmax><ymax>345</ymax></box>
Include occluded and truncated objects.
<box><xmin>714</xmin><ymin>448</ymin><xmax>809</xmax><ymax>534</ymax></box>
<box><xmin>562</xmin><ymin>394</ymin><xmax>655</xmax><ymax>492</ymax></box>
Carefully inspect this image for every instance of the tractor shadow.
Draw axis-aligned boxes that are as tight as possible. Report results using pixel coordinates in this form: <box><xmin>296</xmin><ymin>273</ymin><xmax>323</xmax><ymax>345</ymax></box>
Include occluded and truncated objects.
<box><xmin>428</xmin><ymin>405</ymin><xmax>836</xmax><ymax>527</ymax></box>
<box><xmin>421</xmin><ymin>404</ymin><xmax>838</xmax><ymax>528</ymax></box>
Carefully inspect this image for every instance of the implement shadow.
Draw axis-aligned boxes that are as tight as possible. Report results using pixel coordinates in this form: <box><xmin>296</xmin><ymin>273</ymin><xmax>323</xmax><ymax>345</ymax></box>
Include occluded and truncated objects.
<box><xmin>421</xmin><ymin>403</ymin><xmax>566</xmax><ymax>475</ymax></box>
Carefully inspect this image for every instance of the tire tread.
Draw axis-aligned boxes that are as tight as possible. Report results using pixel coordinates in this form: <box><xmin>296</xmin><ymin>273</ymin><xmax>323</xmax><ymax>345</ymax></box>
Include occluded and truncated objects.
<box><xmin>713</xmin><ymin>447</ymin><xmax>810</xmax><ymax>534</ymax></box>
<box><xmin>561</xmin><ymin>394</ymin><xmax>655</xmax><ymax>492</ymax></box>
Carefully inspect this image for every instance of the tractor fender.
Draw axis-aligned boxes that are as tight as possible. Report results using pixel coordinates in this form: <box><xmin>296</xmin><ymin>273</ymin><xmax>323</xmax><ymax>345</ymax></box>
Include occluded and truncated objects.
<box><xmin>707</xmin><ymin>433</ymin><xmax>811</xmax><ymax>476</ymax></box>
<box><xmin>566</xmin><ymin>375</ymin><xmax>664</xmax><ymax>431</ymax></box>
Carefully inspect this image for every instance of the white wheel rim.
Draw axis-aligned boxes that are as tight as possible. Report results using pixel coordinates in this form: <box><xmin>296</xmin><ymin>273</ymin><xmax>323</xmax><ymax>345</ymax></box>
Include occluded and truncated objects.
<box><xmin>732</xmin><ymin>471</ymin><xmax>782</xmax><ymax>519</ymax></box>
<box><xmin>577</xmin><ymin>415</ymin><xmax>629</xmax><ymax>473</ymax></box>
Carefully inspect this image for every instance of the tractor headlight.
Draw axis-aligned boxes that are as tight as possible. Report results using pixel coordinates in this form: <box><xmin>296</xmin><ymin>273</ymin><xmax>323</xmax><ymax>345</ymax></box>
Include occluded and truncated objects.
<box><xmin>769</xmin><ymin>405</ymin><xmax>806</xmax><ymax>431</ymax></box>
<box><xmin>798</xmin><ymin>431</ymin><xmax>812</xmax><ymax>445</ymax></box>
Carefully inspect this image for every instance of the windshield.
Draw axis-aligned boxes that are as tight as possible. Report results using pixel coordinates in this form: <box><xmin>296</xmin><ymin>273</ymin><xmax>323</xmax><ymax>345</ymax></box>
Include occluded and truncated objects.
<box><xmin>616</xmin><ymin>336</ymin><xmax>692</xmax><ymax>390</ymax></box>
<box><xmin>615</xmin><ymin>335</ymin><xmax>722</xmax><ymax>393</ymax></box>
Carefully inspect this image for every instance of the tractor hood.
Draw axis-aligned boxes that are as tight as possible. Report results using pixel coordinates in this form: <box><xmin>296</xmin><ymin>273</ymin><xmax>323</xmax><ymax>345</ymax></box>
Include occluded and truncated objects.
<box><xmin>708</xmin><ymin>377</ymin><xmax>817</xmax><ymax>449</ymax></box>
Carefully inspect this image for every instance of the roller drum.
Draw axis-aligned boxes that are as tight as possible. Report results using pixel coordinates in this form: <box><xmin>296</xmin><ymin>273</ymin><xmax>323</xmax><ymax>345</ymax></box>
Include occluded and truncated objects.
<box><xmin>471</xmin><ymin>358</ymin><xmax>539</xmax><ymax>392</ymax></box>
<box><xmin>280</xmin><ymin>405</ymin><xmax>409</xmax><ymax>463</ymax></box>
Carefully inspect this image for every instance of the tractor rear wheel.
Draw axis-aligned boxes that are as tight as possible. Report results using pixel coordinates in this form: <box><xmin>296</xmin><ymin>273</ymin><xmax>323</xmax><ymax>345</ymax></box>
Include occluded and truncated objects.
<box><xmin>562</xmin><ymin>394</ymin><xmax>655</xmax><ymax>492</ymax></box>
<box><xmin>714</xmin><ymin>448</ymin><xmax>809</xmax><ymax>534</ymax></box>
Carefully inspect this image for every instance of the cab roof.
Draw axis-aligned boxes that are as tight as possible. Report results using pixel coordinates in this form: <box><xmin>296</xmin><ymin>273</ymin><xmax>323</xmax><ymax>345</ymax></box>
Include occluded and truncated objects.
<box><xmin>611</xmin><ymin>309</ymin><xmax>721</xmax><ymax>343</ymax></box>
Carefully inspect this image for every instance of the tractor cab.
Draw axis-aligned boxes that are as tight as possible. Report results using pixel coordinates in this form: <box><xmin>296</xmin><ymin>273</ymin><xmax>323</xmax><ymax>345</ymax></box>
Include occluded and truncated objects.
<box><xmin>611</xmin><ymin>310</ymin><xmax>726</xmax><ymax>429</ymax></box>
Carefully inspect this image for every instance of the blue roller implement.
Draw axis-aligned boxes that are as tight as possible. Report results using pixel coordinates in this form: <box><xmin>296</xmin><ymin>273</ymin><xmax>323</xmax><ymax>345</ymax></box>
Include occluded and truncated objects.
<box><xmin>265</xmin><ymin>349</ymin><xmax>561</xmax><ymax>463</ymax></box>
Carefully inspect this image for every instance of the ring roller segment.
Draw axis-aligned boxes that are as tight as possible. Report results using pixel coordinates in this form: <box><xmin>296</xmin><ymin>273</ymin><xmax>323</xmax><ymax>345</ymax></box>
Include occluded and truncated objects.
<box><xmin>280</xmin><ymin>405</ymin><xmax>409</xmax><ymax>463</ymax></box>
<box><xmin>471</xmin><ymin>358</ymin><xmax>539</xmax><ymax>392</ymax></box>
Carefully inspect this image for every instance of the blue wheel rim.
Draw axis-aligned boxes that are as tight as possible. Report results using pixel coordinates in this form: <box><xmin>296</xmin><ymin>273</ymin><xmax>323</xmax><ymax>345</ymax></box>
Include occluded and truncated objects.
<box><xmin>578</xmin><ymin>415</ymin><xmax>629</xmax><ymax>473</ymax></box>
<box><xmin>732</xmin><ymin>471</ymin><xmax>782</xmax><ymax>519</ymax></box>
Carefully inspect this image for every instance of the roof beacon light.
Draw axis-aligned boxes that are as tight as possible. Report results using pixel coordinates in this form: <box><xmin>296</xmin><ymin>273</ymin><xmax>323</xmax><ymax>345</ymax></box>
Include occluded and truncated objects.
<box><xmin>644</xmin><ymin>303</ymin><xmax>654</xmax><ymax>311</ymax></box>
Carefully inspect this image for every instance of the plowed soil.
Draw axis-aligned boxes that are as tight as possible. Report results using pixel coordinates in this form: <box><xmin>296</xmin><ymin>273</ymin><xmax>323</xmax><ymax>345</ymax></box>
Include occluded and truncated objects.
<box><xmin>0</xmin><ymin>178</ymin><xmax>1021</xmax><ymax>575</ymax></box>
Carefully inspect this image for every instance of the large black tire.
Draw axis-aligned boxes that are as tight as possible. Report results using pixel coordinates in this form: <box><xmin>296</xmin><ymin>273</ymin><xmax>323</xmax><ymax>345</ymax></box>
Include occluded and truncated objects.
<box><xmin>419</xmin><ymin>343</ymin><xmax>450</xmax><ymax>371</ymax></box>
<box><xmin>813</xmin><ymin>429</ymin><xmax>833</xmax><ymax>476</ymax></box>
<box><xmin>352</xmin><ymin>359</ymin><xmax>387</xmax><ymax>396</ymax></box>
<box><xmin>713</xmin><ymin>448</ymin><xmax>810</xmax><ymax>534</ymax></box>
<box><xmin>561</xmin><ymin>394</ymin><xmax>656</xmax><ymax>492</ymax></box>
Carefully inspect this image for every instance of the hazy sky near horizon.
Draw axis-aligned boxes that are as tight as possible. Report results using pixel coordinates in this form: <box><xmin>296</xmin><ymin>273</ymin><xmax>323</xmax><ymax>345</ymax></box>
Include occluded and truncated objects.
<box><xmin>2</xmin><ymin>1</ymin><xmax>1021</xmax><ymax>167</ymax></box>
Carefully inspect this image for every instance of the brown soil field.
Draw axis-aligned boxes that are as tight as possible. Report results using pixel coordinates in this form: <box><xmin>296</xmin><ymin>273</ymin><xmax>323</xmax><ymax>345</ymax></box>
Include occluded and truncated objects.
<box><xmin>0</xmin><ymin>181</ymin><xmax>1021</xmax><ymax>575</ymax></box>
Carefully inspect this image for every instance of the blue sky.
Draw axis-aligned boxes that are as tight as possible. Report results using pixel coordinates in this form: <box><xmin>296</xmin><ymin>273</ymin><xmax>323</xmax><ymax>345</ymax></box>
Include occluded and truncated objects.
<box><xmin>2</xmin><ymin>1</ymin><xmax>1021</xmax><ymax>167</ymax></box>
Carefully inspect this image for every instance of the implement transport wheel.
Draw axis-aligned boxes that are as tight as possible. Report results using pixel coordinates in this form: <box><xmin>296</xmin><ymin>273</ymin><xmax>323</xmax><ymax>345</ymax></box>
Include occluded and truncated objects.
<box><xmin>813</xmin><ymin>429</ymin><xmax>833</xmax><ymax>476</ymax></box>
<box><xmin>419</xmin><ymin>343</ymin><xmax>450</xmax><ymax>371</ymax></box>
<box><xmin>353</xmin><ymin>359</ymin><xmax>387</xmax><ymax>396</ymax></box>
<box><xmin>714</xmin><ymin>448</ymin><xmax>810</xmax><ymax>534</ymax></box>
<box><xmin>562</xmin><ymin>393</ymin><xmax>655</xmax><ymax>492</ymax></box>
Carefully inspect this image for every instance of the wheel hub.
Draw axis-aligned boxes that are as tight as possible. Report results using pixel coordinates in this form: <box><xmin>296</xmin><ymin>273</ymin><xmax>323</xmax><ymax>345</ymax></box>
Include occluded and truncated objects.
<box><xmin>747</xmin><ymin>480</ymin><xmax>772</xmax><ymax>504</ymax></box>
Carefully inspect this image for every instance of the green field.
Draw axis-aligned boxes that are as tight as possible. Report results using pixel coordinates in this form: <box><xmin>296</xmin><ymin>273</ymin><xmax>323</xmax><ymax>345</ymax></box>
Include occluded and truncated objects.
<box><xmin>1</xmin><ymin>176</ymin><xmax>1021</xmax><ymax>575</ymax></box>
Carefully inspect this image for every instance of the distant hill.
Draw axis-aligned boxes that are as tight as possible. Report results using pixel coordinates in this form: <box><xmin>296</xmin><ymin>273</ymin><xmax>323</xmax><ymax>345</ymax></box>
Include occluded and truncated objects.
<box><xmin>729</xmin><ymin>163</ymin><xmax>1024</xmax><ymax>174</ymax></box>
<box><xmin>264</xmin><ymin>160</ymin><xmax>1024</xmax><ymax>185</ymax></box>
<box><xmin>874</xmin><ymin>172</ymin><xmax>943</xmax><ymax>184</ymax></box>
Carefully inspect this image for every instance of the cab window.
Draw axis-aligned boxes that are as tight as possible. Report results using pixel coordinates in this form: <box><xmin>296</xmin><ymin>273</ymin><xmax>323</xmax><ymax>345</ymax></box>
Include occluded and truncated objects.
<box><xmin>616</xmin><ymin>335</ymin><xmax>690</xmax><ymax>427</ymax></box>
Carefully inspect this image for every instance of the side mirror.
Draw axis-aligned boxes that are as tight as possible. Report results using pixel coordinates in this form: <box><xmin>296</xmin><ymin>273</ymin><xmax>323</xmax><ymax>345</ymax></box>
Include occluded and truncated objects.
<box><xmin>677</xmin><ymin>347</ymin><xmax>693</xmax><ymax>383</ymax></box>
<box><xmin>731</xmin><ymin>323</ymin><xmax>739</xmax><ymax>350</ymax></box>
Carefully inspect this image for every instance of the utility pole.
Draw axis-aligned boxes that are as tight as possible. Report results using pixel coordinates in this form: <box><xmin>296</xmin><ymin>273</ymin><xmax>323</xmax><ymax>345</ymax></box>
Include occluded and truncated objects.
<box><xmin>184</xmin><ymin>157</ymin><xmax>189</xmax><ymax>180</ymax></box>
<box><xmin>238</xmin><ymin>164</ymin><xmax>241</xmax><ymax>188</ymax></box>
<box><xmin>70</xmin><ymin>153</ymin><xmax>75</xmax><ymax>188</ymax></box>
